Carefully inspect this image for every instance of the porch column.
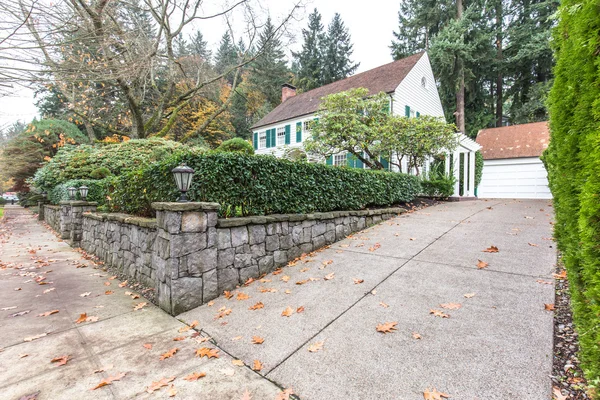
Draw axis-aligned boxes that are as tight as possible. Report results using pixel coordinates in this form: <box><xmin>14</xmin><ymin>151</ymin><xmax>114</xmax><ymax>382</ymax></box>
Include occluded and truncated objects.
<box><xmin>452</xmin><ymin>152</ymin><xmax>460</xmax><ymax>197</ymax></box>
<box><xmin>469</xmin><ymin>151</ymin><xmax>476</xmax><ymax>197</ymax></box>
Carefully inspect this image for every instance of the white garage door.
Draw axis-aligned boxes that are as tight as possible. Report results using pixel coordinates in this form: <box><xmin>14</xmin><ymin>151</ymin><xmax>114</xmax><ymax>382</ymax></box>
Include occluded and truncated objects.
<box><xmin>478</xmin><ymin>157</ymin><xmax>552</xmax><ymax>199</ymax></box>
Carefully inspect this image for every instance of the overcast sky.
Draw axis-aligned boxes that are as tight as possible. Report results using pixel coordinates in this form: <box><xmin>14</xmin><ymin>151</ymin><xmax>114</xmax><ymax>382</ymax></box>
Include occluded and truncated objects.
<box><xmin>0</xmin><ymin>0</ymin><xmax>401</xmax><ymax>129</ymax></box>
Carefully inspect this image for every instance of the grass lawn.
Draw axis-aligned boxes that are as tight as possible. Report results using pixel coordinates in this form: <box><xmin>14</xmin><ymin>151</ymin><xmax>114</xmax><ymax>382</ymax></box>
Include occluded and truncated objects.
<box><xmin>0</xmin><ymin>207</ymin><xmax>3</xmax><ymax>219</ymax></box>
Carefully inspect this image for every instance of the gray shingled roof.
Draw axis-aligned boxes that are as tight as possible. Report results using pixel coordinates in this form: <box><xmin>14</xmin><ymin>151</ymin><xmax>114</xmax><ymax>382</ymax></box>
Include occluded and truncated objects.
<box><xmin>251</xmin><ymin>52</ymin><xmax>425</xmax><ymax>129</ymax></box>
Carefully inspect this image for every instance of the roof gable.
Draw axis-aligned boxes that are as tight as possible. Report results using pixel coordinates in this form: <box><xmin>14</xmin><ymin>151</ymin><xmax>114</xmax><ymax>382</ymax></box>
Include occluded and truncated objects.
<box><xmin>475</xmin><ymin>121</ymin><xmax>549</xmax><ymax>160</ymax></box>
<box><xmin>251</xmin><ymin>52</ymin><xmax>425</xmax><ymax>129</ymax></box>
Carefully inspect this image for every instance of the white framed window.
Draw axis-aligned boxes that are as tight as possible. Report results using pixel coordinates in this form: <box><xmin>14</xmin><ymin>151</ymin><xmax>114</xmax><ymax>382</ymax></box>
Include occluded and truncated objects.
<box><xmin>410</xmin><ymin>109</ymin><xmax>416</xmax><ymax>118</ymax></box>
<box><xmin>259</xmin><ymin>131</ymin><xmax>266</xmax><ymax>148</ymax></box>
<box><xmin>277</xmin><ymin>127</ymin><xmax>286</xmax><ymax>146</ymax></box>
<box><xmin>333</xmin><ymin>153</ymin><xmax>347</xmax><ymax>166</ymax></box>
<box><xmin>303</xmin><ymin>120</ymin><xmax>311</xmax><ymax>132</ymax></box>
<box><xmin>363</xmin><ymin>153</ymin><xmax>371</xmax><ymax>169</ymax></box>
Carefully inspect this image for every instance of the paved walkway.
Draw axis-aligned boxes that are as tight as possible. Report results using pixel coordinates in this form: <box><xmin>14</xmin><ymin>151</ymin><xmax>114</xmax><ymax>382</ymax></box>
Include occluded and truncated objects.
<box><xmin>0</xmin><ymin>200</ymin><xmax>556</xmax><ymax>399</ymax></box>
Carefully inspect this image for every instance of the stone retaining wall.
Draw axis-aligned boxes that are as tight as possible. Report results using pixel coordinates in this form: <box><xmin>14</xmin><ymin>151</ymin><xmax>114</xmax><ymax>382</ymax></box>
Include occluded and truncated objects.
<box><xmin>81</xmin><ymin>213</ymin><xmax>157</xmax><ymax>289</ymax></box>
<box><xmin>44</xmin><ymin>202</ymin><xmax>405</xmax><ymax>315</ymax></box>
<box><xmin>44</xmin><ymin>205</ymin><xmax>60</xmax><ymax>232</ymax></box>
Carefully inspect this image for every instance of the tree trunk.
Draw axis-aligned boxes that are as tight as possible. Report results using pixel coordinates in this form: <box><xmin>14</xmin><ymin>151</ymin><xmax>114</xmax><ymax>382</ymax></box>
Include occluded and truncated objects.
<box><xmin>455</xmin><ymin>0</ymin><xmax>466</xmax><ymax>134</ymax></box>
<box><xmin>83</xmin><ymin>121</ymin><xmax>96</xmax><ymax>143</ymax></box>
<box><xmin>495</xmin><ymin>0</ymin><xmax>503</xmax><ymax>127</ymax></box>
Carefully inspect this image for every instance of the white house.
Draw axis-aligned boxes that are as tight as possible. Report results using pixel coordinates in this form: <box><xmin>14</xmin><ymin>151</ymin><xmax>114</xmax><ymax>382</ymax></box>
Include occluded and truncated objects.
<box><xmin>251</xmin><ymin>51</ymin><xmax>479</xmax><ymax>199</ymax></box>
<box><xmin>476</xmin><ymin>122</ymin><xmax>552</xmax><ymax>199</ymax></box>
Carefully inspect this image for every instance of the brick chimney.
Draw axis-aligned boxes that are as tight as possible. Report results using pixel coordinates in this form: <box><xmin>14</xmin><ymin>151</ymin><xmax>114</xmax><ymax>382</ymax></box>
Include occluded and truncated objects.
<box><xmin>281</xmin><ymin>83</ymin><xmax>297</xmax><ymax>103</ymax></box>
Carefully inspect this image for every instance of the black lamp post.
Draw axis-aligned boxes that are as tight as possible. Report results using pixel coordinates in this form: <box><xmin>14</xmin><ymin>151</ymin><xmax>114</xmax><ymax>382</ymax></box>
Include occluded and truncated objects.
<box><xmin>67</xmin><ymin>187</ymin><xmax>77</xmax><ymax>200</ymax></box>
<box><xmin>79</xmin><ymin>185</ymin><xmax>89</xmax><ymax>201</ymax></box>
<box><xmin>41</xmin><ymin>191</ymin><xmax>47</xmax><ymax>200</ymax></box>
<box><xmin>171</xmin><ymin>164</ymin><xmax>194</xmax><ymax>202</ymax></box>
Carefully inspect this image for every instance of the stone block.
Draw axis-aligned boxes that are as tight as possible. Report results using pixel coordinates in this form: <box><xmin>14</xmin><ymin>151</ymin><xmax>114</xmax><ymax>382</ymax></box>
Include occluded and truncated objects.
<box><xmin>234</xmin><ymin>253</ymin><xmax>252</xmax><ymax>269</ymax></box>
<box><xmin>265</xmin><ymin>235</ymin><xmax>279</xmax><ymax>252</ymax></box>
<box><xmin>324</xmin><ymin>230</ymin><xmax>336</xmax><ymax>244</ymax></box>
<box><xmin>218</xmin><ymin>248</ymin><xmax>235</xmax><ymax>269</ymax></box>
<box><xmin>170</xmin><ymin>232</ymin><xmax>207</xmax><ymax>257</ymax></box>
<box><xmin>235</xmin><ymin>244</ymin><xmax>251</xmax><ymax>255</ymax></box>
<box><xmin>248</xmin><ymin>225</ymin><xmax>266</xmax><ymax>245</ymax></box>
<box><xmin>181</xmin><ymin>211</ymin><xmax>207</xmax><ymax>233</ymax></box>
<box><xmin>217</xmin><ymin>228</ymin><xmax>231</xmax><ymax>249</ymax></box>
<box><xmin>313</xmin><ymin>235</ymin><xmax>326</xmax><ymax>250</ymax></box>
<box><xmin>218</xmin><ymin>267</ymin><xmax>240</xmax><ymax>292</ymax></box>
<box><xmin>207</xmin><ymin>227</ymin><xmax>217</xmax><ymax>248</ymax></box>
<box><xmin>292</xmin><ymin>225</ymin><xmax>304</xmax><ymax>245</ymax></box>
<box><xmin>203</xmin><ymin>268</ymin><xmax>218</xmax><ymax>303</ymax></box>
<box><xmin>207</xmin><ymin>211</ymin><xmax>218</xmax><ymax>228</ymax></box>
<box><xmin>258</xmin><ymin>256</ymin><xmax>274</xmax><ymax>274</ymax></box>
<box><xmin>273</xmin><ymin>250</ymin><xmax>288</xmax><ymax>265</ymax></box>
<box><xmin>171</xmin><ymin>277</ymin><xmax>203</xmax><ymax>315</ymax></box>
<box><xmin>250</xmin><ymin>243</ymin><xmax>266</xmax><ymax>258</ymax></box>
<box><xmin>312</xmin><ymin>222</ymin><xmax>326</xmax><ymax>237</ymax></box>
<box><xmin>266</xmin><ymin>223</ymin><xmax>280</xmax><ymax>235</ymax></box>
<box><xmin>280</xmin><ymin>234</ymin><xmax>293</xmax><ymax>250</ymax></box>
<box><xmin>239</xmin><ymin>264</ymin><xmax>259</xmax><ymax>283</ymax></box>
<box><xmin>156</xmin><ymin>236</ymin><xmax>170</xmax><ymax>259</ymax></box>
<box><xmin>187</xmin><ymin>248</ymin><xmax>217</xmax><ymax>276</ymax></box>
<box><xmin>300</xmin><ymin>243</ymin><xmax>313</xmax><ymax>254</ymax></box>
<box><xmin>230</xmin><ymin>226</ymin><xmax>249</xmax><ymax>247</ymax></box>
<box><xmin>158</xmin><ymin>280</ymin><xmax>172</xmax><ymax>314</ymax></box>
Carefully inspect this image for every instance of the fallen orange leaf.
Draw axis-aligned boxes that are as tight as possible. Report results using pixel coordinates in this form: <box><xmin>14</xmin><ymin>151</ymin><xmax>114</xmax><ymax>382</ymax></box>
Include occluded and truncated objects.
<box><xmin>38</xmin><ymin>310</ymin><xmax>59</xmax><ymax>317</ymax></box>
<box><xmin>440</xmin><ymin>303</ymin><xmax>462</xmax><ymax>310</ymax></box>
<box><xmin>353</xmin><ymin>278</ymin><xmax>364</xmax><ymax>284</ymax></box>
<box><xmin>429</xmin><ymin>309</ymin><xmax>450</xmax><ymax>318</ymax></box>
<box><xmin>159</xmin><ymin>348</ymin><xmax>178</xmax><ymax>360</ymax></box>
<box><xmin>252</xmin><ymin>360</ymin><xmax>263</xmax><ymax>371</ymax></box>
<box><xmin>376</xmin><ymin>321</ymin><xmax>398</xmax><ymax>334</ymax></box>
<box><xmin>224</xmin><ymin>291</ymin><xmax>233</xmax><ymax>299</ymax></box>
<box><xmin>296</xmin><ymin>306</ymin><xmax>305</xmax><ymax>313</ymax></box>
<box><xmin>252</xmin><ymin>336</ymin><xmax>264</xmax><ymax>344</ymax></box>
<box><xmin>183</xmin><ymin>372</ymin><xmax>206</xmax><ymax>381</ymax></box>
<box><xmin>482</xmin><ymin>246</ymin><xmax>499</xmax><ymax>253</ymax></box>
<box><xmin>544</xmin><ymin>303</ymin><xmax>555</xmax><ymax>311</ymax></box>
<box><xmin>281</xmin><ymin>306</ymin><xmax>294</xmax><ymax>317</ymax></box>
<box><xmin>249</xmin><ymin>302</ymin><xmax>264</xmax><ymax>311</ymax></box>
<box><xmin>423</xmin><ymin>388</ymin><xmax>450</xmax><ymax>399</ymax></box>
<box><xmin>195</xmin><ymin>347</ymin><xmax>219</xmax><ymax>359</ymax></box>
<box><xmin>412</xmin><ymin>332</ymin><xmax>422</xmax><ymax>340</ymax></box>
<box><xmin>236</xmin><ymin>292</ymin><xmax>250</xmax><ymax>301</ymax></box>
<box><xmin>91</xmin><ymin>372</ymin><xmax>126</xmax><ymax>390</ymax></box>
<box><xmin>476</xmin><ymin>260</ymin><xmax>489</xmax><ymax>269</ymax></box>
<box><xmin>308</xmin><ymin>341</ymin><xmax>324</xmax><ymax>352</ymax></box>
<box><xmin>50</xmin><ymin>355</ymin><xmax>70</xmax><ymax>366</ymax></box>
<box><xmin>146</xmin><ymin>376</ymin><xmax>175</xmax><ymax>393</ymax></box>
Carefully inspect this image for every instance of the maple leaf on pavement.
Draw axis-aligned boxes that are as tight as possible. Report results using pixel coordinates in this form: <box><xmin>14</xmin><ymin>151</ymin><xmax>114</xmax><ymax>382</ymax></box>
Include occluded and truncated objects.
<box><xmin>463</xmin><ymin>293</ymin><xmax>475</xmax><ymax>298</ymax></box>
<box><xmin>476</xmin><ymin>260</ymin><xmax>489</xmax><ymax>269</ymax></box>
<box><xmin>183</xmin><ymin>372</ymin><xmax>206</xmax><ymax>381</ymax></box>
<box><xmin>482</xmin><ymin>246</ymin><xmax>499</xmax><ymax>253</ymax></box>
<box><xmin>308</xmin><ymin>341</ymin><xmax>324</xmax><ymax>352</ymax></box>
<box><xmin>91</xmin><ymin>372</ymin><xmax>126</xmax><ymax>390</ymax></box>
<box><xmin>248</xmin><ymin>301</ymin><xmax>264</xmax><ymax>311</ymax></box>
<box><xmin>240</xmin><ymin>389</ymin><xmax>253</xmax><ymax>400</ymax></box>
<box><xmin>376</xmin><ymin>321</ymin><xmax>398</xmax><ymax>334</ymax></box>
<box><xmin>544</xmin><ymin>303</ymin><xmax>555</xmax><ymax>311</ymax></box>
<box><xmin>324</xmin><ymin>272</ymin><xmax>335</xmax><ymax>280</ymax></box>
<box><xmin>159</xmin><ymin>348</ymin><xmax>178</xmax><ymax>360</ymax></box>
<box><xmin>275</xmin><ymin>388</ymin><xmax>294</xmax><ymax>400</ymax></box>
<box><xmin>353</xmin><ymin>278</ymin><xmax>364</xmax><ymax>284</ymax></box>
<box><xmin>232</xmin><ymin>359</ymin><xmax>245</xmax><ymax>366</ymax></box>
<box><xmin>430</xmin><ymin>309</ymin><xmax>450</xmax><ymax>318</ymax></box>
<box><xmin>224</xmin><ymin>290</ymin><xmax>234</xmax><ymax>299</ymax></box>
<box><xmin>50</xmin><ymin>355</ymin><xmax>70</xmax><ymax>366</ymax></box>
<box><xmin>252</xmin><ymin>360</ymin><xmax>263</xmax><ymax>371</ymax></box>
<box><xmin>75</xmin><ymin>313</ymin><xmax>88</xmax><ymax>324</ymax></box>
<box><xmin>146</xmin><ymin>376</ymin><xmax>176</xmax><ymax>393</ymax></box>
<box><xmin>38</xmin><ymin>310</ymin><xmax>59</xmax><ymax>317</ymax></box>
<box><xmin>423</xmin><ymin>388</ymin><xmax>450</xmax><ymax>399</ymax></box>
<box><xmin>195</xmin><ymin>347</ymin><xmax>219</xmax><ymax>359</ymax></box>
<box><xmin>553</xmin><ymin>270</ymin><xmax>567</xmax><ymax>279</ymax></box>
<box><xmin>252</xmin><ymin>336</ymin><xmax>264</xmax><ymax>344</ymax></box>
<box><xmin>133</xmin><ymin>302</ymin><xmax>147</xmax><ymax>311</ymax></box>
<box><xmin>281</xmin><ymin>306</ymin><xmax>294</xmax><ymax>317</ymax></box>
<box><xmin>168</xmin><ymin>384</ymin><xmax>177</xmax><ymax>397</ymax></box>
<box><xmin>236</xmin><ymin>292</ymin><xmax>250</xmax><ymax>300</ymax></box>
<box><xmin>412</xmin><ymin>332</ymin><xmax>422</xmax><ymax>340</ymax></box>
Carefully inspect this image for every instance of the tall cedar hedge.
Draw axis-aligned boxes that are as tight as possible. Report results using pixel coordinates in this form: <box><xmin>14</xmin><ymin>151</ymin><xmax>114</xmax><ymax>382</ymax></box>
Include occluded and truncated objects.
<box><xmin>109</xmin><ymin>152</ymin><xmax>421</xmax><ymax>217</ymax></box>
<box><xmin>545</xmin><ymin>0</ymin><xmax>600</xmax><ymax>392</ymax></box>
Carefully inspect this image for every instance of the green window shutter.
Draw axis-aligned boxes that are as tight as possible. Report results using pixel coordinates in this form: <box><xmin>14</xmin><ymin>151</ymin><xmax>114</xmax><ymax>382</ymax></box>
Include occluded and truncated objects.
<box><xmin>271</xmin><ymin>129</ymin><xmax>276</xmax><ymax>147</ymax></box>
<box><xmin>356</xmin><ymin>152</ymin><xmax>364</xmax><ymax>169</ymax></box>
<box><xmin>416</xmin><ymin>111</ymin><xmax>421</xmax><ymax>118</ymax></box>
<box><xmin>380</xmin><ymin>156</ymin><xmax>389</xmax><ymax>170</ymax></box>
<box><xmin>285</xmin><ymin>124</ymin><xmax>291</xmax><ymax>145</ymax></box>
<box><xmin>347</xmin><ymin>153</ymin><xmax>355</xmax><ymax>168</ymax></box>
<box><xmin>266</xmin><ymin>129</ymin><xmax>271</xmax><ymax>148</ymax></box>
<box><xmin>405</xmin><ymin>105</ymin><xmax>410</xmax><ymax>118</ymax></box>
<box><xmin>296</xmin><ymin>122</ymin><xmax>302</xmax><ymax>142</ymax></box>
<box><xmin>326</xmin><ymin>155</ymin><xmax>333</xmax><ymax>165</ymax></box>
<box><xmin>253</xmin><ymin>132</ymin><xmax>258</xmax><ymax>150</ymax></box>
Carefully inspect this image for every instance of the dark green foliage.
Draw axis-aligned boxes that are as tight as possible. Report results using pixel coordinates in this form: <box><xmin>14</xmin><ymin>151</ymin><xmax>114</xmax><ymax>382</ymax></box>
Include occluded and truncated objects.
<box><xmin>0</xmin><ymin>197</ymin><xmax>6</xmax><ymax>205</ymax></box>
<box><xmin>292</xmin><ymin>8</ymin><xmax>325</xmax><ymax>91</ymax></box>
<box><xmin>90</xmin><ymin>167</ymin><xmax>112</xmax><ymax>180</ymax></box>
<box><xmin>474</xmin><ymin>150</ymin><xmax>483</xmax><ymax>188</ymax></box>
<box><xmin>188</xmin><ymin>30</ymin><xmax>211</xmax><ymax>61</ymax></box>
<box><xmin>421</xmin><ymin>172</ymin><xmax>455</xmax><ymax>198</ymax></box>
<box><xmin>321</xmin><ymin>13</ymin><xmax>360</xmax><ymax>85</ymax></box>
<box><xmin>216</xmin><ymin>138</ymin><xmax>254</xmax><ymax>155</ymax></box>
<box><xmin>110</xmin><ymin>152</ymin><xmax>422</xmax><ymax>218</ymax></box>
<box><xmin>249</xmin><ymin>17</ymin><xmax>291</xmax><ymax>109</ymax></box>
<box><xmin>32</xmin><ymin>138</ymin><xmax>188</xmax><ymax>192</ymax></box>
<box><xmin>545</xmin><ymin>0</ymin><xmax>600</xmax><ymax>392</ymax></box>
<box><xmin>214</xmin><ymin>32</ymin><xmax>238</xmax><ymax>84</ymax></box>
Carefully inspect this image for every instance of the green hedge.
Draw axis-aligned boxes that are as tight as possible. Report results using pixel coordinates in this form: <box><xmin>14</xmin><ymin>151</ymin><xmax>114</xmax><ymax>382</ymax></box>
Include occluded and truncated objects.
<box><xmin>545</xmin><ymin>0</ymin><xmax>600</xmax><ymax>394</ymax></box>
<box><xmin>49</xmin><ymin>178</ymin><xmax>116</xmax><ymax>207</ymax></box>
<box><xmin>110</xmin><ymin>152</ymin><xmax>421</xmax><ymax>217</ymax></box>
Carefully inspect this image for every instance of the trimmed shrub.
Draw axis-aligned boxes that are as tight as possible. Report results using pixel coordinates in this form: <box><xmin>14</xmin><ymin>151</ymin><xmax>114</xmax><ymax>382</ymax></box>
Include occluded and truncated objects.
<box><xmin>110</xmin><ymin>152</ymin><xmax>421</xmax><ymax>217</ymax></box>
<box><xmin>421</xmin><ymin>172</ymin><xmax>455</xmax><ymax>198</ymax></box>
<box><xmin>216</xmin><ymin>138</ymin><xmax>254</xmax><ymax>155</ymax></box>
<box><xmin>545</xmin><ymin>0</ymin><xmax>600</xmax><ymax>393</ymax></box>
<box><xmin>32</xmin><ymin>138</ymin><xmax>196</xmax><ymax>192</ymax></box>
<box><xmin>90</xmin><ymin>167</ymin><xmax>112</xmax><ymax>179</ymax></box>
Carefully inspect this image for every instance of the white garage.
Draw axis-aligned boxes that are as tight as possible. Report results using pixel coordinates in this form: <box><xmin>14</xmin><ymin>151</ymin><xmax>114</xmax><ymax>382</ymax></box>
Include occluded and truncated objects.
<box><xmin>476</xmin><ymin>122</ymin><xmax>552</xmax><ymax>199</ymax></box>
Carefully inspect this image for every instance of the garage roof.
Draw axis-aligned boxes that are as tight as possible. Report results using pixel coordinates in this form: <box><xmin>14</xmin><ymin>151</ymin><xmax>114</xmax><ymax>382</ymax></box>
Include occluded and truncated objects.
<box><xmin>475</xmin><ymin>121</ymin><xmax>549</xmax><ymax>160</ymax></box>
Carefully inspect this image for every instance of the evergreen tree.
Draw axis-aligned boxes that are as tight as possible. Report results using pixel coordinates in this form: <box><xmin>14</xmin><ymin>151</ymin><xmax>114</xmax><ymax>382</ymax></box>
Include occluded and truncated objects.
<box><xmin>214</xmin><ymin>32</ymin><xmax>239</xmax><ymax>83</ymax></box>
<box><xmin>292</xmin><ymin>8</ymin><xmax>326</xmax><ymax>91</ymax></box>
<box><xmin>249</xmin><ymin>17</ymin><xmax>290</xmax><ymax>109</ymax></box>
<box><xmin>188</xmin><ymin>30</ymin><xmax>211</xmax><ymax>61</ymax></box>
<box><xmin>174</xmin><ymin>34</ymin><xmax>189</xmax><ymax>58</ymax></box>
<box><xmin>322</xmin><ymin>13</ymin><xmax>360</xmax><ymax>85</ymax></box>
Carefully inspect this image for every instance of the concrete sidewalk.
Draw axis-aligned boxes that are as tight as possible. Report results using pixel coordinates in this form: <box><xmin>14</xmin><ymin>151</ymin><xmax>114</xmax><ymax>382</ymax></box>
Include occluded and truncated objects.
<box><xmin>179</xmin><ymin>199</ymin><xmax>556</xmax><ymax>399</ymax></box>
<box><xmin>0</xmin><ymin>206</ymin><xmax>284</xmax><ymax>399</ymax></box>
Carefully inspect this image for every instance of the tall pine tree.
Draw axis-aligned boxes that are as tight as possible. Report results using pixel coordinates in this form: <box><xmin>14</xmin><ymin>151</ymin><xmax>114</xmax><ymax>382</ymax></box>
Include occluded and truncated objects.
<box><xmin>188</xmin><ymin>30</ymin><xmax>211</xmax><ymax>61</ymax></box>
<box><xmin>249</xmin><ymin>17</ymin><xmax>291</xmax><ymax>109</ymax></box>
<box><xmin>292</xmin><ymin>8</ymin><xmax>326</xmax><ymax>91</ymax></box>
<box><xmin>322</xmin><ymin>13</ymin><xmax>360</xmax><ymax>85</ymax></box>
<box><xmin>214</xmin><ymin>32</ymin><xmax>239</xmax><ymax>84</ymax></box>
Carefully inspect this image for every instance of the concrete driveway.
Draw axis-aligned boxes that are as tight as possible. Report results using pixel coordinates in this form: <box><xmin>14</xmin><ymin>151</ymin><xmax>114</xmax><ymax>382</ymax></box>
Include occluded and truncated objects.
<box><xmin>179</xmin><ymin>199</ymin><xmax>556</xmax><ymax>399</ymax></box>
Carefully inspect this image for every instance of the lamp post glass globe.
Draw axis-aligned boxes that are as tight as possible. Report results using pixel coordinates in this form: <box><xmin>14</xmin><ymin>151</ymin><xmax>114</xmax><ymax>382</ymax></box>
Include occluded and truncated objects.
<box><xmin>41</xmin><ymin>191</ymin><xmax>47</xmax><ymax>200</ymax></box>
<box><xmin>171</xmin><ymin>164</ymin><xmax>194</xmax><ymax>202</ymax></box>
<box><xmin>67</xmin><ymin>187</ymin><xmax>77</xmax><ymax>200</ymax></box>
<box><xmin>79</xmin><ymin>185</ymin><xmax>89</xmax><ymax>201</ymax></box>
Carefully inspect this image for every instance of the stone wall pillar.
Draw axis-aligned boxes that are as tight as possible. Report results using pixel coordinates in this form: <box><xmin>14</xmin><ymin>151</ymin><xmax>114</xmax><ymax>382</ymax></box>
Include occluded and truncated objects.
<box><xmin>59</xmin><ymin>201</ymin><xmax>97</xmax><ymax>245</ymax></box>
<box><xmin>152</xmin><ymin>202</ymin><xmax>220</xmax><ymax>315</ymax></box>
<box><xmin>37</xmin><ymin>200</ymin><xmax>48</xmax><ymax>221</ymax></box>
